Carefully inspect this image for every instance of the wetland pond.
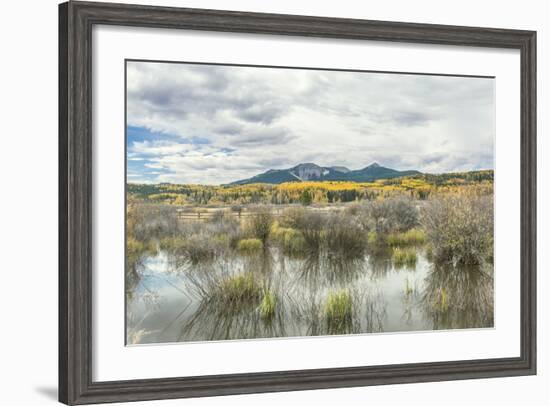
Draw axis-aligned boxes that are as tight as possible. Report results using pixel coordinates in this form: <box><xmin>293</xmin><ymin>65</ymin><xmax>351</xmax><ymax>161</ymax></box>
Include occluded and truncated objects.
<box><xmin>126</xmin><ymin>246</ymin><xmax>494</xmax><ymax>344</ymax></box>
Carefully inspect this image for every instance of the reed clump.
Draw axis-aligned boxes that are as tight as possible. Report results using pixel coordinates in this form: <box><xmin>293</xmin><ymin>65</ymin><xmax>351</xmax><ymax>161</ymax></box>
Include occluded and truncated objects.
<box><xmin>215</xmin><ymin>273</ymin><xmax>262</xmax><ymax>304</ymax></box>
<box><xmin>392</xmin><ymin>247</ymin><xmax>418</xmax><ymax>268</ymax></box>
<box><xmin>259</xmin><ymin>290</ymin><xmax>277</xmax><ymax>321</ymax></box>
<box><xmin>387</xmin><ymin>228</ymin><xmax>426</xmax><ymax>246</ymax></box>
<box><xmin>324</xmin><ymin>290</ymin><xmax>353</xmax><ymax>334</ymax></box>
<box><xmin>237</xmin><ymin>238</ymin><xmax>263</xmax><ymax>254</ymax></box>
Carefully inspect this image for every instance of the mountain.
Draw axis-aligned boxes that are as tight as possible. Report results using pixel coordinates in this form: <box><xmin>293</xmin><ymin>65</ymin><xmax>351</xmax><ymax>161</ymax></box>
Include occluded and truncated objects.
<box><xmin>330</xmin><ymin>166</ymin><xmax>351</xmax><ymax>173</ymax></box>
<box><xmin>230</xmin><ymin>162</ymin><xmax>421</xmax><ymax>185</ymax></box>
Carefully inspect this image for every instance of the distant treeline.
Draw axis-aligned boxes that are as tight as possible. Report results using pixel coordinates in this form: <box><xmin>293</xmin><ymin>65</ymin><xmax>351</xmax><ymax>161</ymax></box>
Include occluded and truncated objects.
<box><xmin>127</xmin><ymin>170</ymin><xmax>494</xmax><ymax>206</ymax></box>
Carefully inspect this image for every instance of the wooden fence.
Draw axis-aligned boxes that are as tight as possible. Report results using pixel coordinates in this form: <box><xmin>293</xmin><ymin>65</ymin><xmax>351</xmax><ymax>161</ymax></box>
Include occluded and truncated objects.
<box><xmin>175</xmin><ymin>206</ymin><xmax>344</xmax><ymax>222</ymax></box>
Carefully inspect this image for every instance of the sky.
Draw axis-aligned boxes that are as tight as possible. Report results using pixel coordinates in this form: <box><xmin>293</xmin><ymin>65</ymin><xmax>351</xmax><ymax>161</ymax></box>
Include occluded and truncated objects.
<box><xmin>126</xmin><ymin>61</ymin><xmax>495</xmax><ymax>185</ymax></box>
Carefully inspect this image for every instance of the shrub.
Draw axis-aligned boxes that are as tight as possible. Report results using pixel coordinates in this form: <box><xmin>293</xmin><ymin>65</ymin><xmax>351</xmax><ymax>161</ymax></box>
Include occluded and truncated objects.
<box><xmin>366</xmin><ymin>197</ymin><xmax>419</xmax><ymax>234</ymax></box>
<box><xmin>392</xmin><ymin>247</ymin><xmax>417</xmax><ymax>268</ymax></box>
<box><xmin>127</xmin><ymin>199</ymin><xmax>179</xmax><ymax>241</ymax></box>
<box><xmin>271</xmin><ymin>223</ymin><xmax>307</xmax><ymax>256</ymax></box>
<box><xmin>324</xmin><ymin>290</ymin><xmax>353</xmax><ymax>334</ymax></box>
<box><xmin>259</xmin><ymin>290</ymin><xmax>277</xmax><ymax>320</ymax></box>
<box><xmin>283</xmin><ymin>229</ymin><xmax>307</xmax><ymax>255</ymax></box>
<box><xmin>160</xmin><ymin>234</ymin><xmax>226</xmax><ymax>264</ymax></box>
<box><xmin>185</xmin><ymin>234</ymin><xmax>223</xmax><ymax>264</ymax></box>
<box><xmin>421</xmin><ymin>195</ymin><xmax>493</xmax><ymax>265</ymax></box>
<box><xmin>208</xmin><ymin>209</ymin><xmax>228</xmax><ymax>223</ymax></box>
<box><xmin>248</xmin><ymin>207</ymin><xmax>274</xmax><ymax>244</ymax></box>
<box><xmin>237</xmin><ymin>238</ymin><xmax>263</xmax><ymax>254</ymax></box>
<box><xmin>300</xmin><ymin>189</ymin><xmax>313</xmax><ymax>206</ymax></box>
<box><xmin>421</xmin><ymin>264</ymin><xmax>494</xmax><ymax>329</ymax></box>
<box><xmin>325</xmin><ymin>213</ymin><xmax>367</xmax><ymax>258</ymax></box>
<box><xmin>159</xmin><ymin>236</ymin><xmax>187</xmax><ymax>253</ymax></box>
<box><xmin>230</xmin><ymin>205</ymin><xmax>243</xmax><ymax>216</ymax></box>
<box><xmin>270</xmin><ymin>222</ymin><xmax>285</xmax><ymax>242</ymax></box>
<box><xmin>191</xmin><ymin>215</ymin><xmax>241</xmax><ymax>250</ymax></box>
<box><xmin>282</xmin><ymin>207</ymin><xmax>325</xmax><ymax>251</ymax></box>
<box><xmin>344</xmin><ymin>203</ymin><xmax>362</xmax><ymax>216</ymax></box>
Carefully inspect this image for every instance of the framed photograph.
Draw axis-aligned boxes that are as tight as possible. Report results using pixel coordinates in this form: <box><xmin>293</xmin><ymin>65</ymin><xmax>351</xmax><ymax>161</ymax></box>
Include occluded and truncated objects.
<box><xmin>59</xmin><ymin>1</ymin><xmax>536</xmax><ymax>404</ymax></box>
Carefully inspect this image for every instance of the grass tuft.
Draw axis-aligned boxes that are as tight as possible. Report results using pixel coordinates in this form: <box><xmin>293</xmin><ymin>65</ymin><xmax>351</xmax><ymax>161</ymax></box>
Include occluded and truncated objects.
<box><xmin>215</xmin><ymin>273</ymin><xmax>262</xmax><ymax>304</ymax></box>
<box><xmin>387</xmin><ymin>228</ymin><xmax>426</xmax><ymax>246</ymax></box>
<box><xmin>392</xmin><ymin>247</ymin><xmax>418</xmax><ymax>268</ymax></box>
<box><xmin>259</xmin><ymin>290</ymin><xmax>277</xmax><ymax>321</ymax></box>
<box><xmin>237</xmin><ymin>238</ymin><xmax>263</xmax><ymax>254</ymax></box>
<box><xmin>324</xmin><ymin>290</ymin><xmax>353</xmax><ymax>334</ymax></box>
<box><xmin>367</xmin><ymin>231</ymin><xmax>378</xmax><ymax>245</ymax></box>
<box><xmin>271</xmin><ymin>223</ymin><xmax>307</xmax><ymax>256</ymax></box>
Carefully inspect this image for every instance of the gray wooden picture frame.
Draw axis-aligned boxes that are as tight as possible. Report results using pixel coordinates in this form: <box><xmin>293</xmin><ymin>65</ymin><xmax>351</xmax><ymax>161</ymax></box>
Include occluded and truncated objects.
<box><xmin>59</xmin><ymin>1</ymin><xmax>537</xmax><ymax>404</ymax></box>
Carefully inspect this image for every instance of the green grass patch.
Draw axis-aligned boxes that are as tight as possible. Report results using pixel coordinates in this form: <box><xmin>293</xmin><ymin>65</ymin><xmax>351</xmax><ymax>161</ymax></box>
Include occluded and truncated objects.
<box><xmin>159</xmin><ymin>236</ymin><xmax>186</xmax><ymax>252</ymax></box>
<box><xmin>324</xmin><ymin>290</ymin><xmax>353</xmax><ymax>334</ymax></box>
<box><xmin>392</xmin><ymin>247</ymin><xmax>418</xmax><ymax>268</ymax></box>
<box><xmin>367</xmin><ymin>231</ymin><xmax>378</xmax><ymax>245</ymax></box>
<box><xmin>259</xmin><ymin>290</ymin><xmax>277</xmax><ymax>321</ymax></box>
<box><xmin>237</xmin><ymin>238</ymin><xmax>263</xmax><ymax>254</ymax></box>
<box><xmin>216</xmin><ymin>273</ymin><xmax>262</xmax><ymax>304</ymax></box>
<box><xmin>387</xmin><ymin>228</ymin><xmax>426</xmax><ymax>246</ymax></box>
<box><xmin>271</xmin><ymin>223</ymin><xmax>307</xmax><ymax>255</ymax></box>
<box><xmin>433</xmin><ymin>288</ymin><xmax>449</xmax><ymax>312</ymax></box>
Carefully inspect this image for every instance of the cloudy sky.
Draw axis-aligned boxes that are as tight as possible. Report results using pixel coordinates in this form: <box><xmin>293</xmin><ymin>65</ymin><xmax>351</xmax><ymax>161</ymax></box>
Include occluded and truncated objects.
<box><xmin>126</xmin><ymin>61</ymin><xmax>494</xmax><ymax>185</ymax></box>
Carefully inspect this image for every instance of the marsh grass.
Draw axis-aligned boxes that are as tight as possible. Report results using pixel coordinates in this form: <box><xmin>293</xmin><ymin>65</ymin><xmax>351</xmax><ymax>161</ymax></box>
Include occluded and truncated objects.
<box><xmin>425</xmin><ymin>244</ymin><xmax>435</xmax><ymax>261</ymax></box>
<box><xmin>127</xmin><ymin>186</ymin><xmax>495</xmax><ymax>342</ymax></box>
<box><xmin>259</xmin><ymin>290</ymin><xmax>277</xmax><ymax>321</ymax></box>
<box><xmin>367</xmin><ymin>231</ymin><xmax>378</xmax><ymax>245</ymax></box>
<box><xmin>404</xmin><ymin>277</ymin><xmax>415</xmax><ymax>297</ymax></box>
<box><xmin>237</xmin><ymin>238</ymin><xmax>263</xmax><ymax>254</ymax></box>
<box><xmin>271</xmin><ymin>223</ymin><xmax>307</xmax><ymax>256</ymax></box>
<box><xmin>127</xmin><ymin>198</ymin><xmax>179</xmax><ymax>241</ymax></box>
<box><xmin>126</xmin><ymin>236</ymin><xmax>157</xmax><ymax>274</ymax></box>
<box><xmin>387</xmin><ymin>228</ymin><xmax>426</xmax><ymax>246</ymax></box>
<box><xmin>404</xmin><ymin>277</ymin><xmax>419</xmax><ymax>298</ymax></box>
<box><xmin>187</xmin><ymin>235</ymin><xmax>222</xmax><ymax>264</ymax></box>
<box><xmin>434</xmin><ymin>288</ymin><xmax>449</xmax><ymax>312</ymax></box>
<box><xmin>215</xmin><ymin>273</ymin><xmax>263</xmax><ymax>305</ymax></box>
<box><xmin>324</xmin><ymin>290</ymin><xmax>353</xmax><ymax>334</ymax></box>
<box><xmin>392</xmin><ymin>247</ymin><xmax>418</xmax><ymax>268</ymax></box>
<box><xmin>160</xmin><ymin>234</ymin><xmax>227</xmax><ymax>265</ymax></box>
<box><xmin>159</xmin><ymin>236</ymin><xmax>187</xmax><ymax>253</ymax></box>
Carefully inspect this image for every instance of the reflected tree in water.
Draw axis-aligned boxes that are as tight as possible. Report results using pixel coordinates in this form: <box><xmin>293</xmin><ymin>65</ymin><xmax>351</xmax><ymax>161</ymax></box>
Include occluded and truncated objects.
<box><xmin>422</xmin><ymin>263</ymin><xmax>494</xmax><ymax>330</ymax></box>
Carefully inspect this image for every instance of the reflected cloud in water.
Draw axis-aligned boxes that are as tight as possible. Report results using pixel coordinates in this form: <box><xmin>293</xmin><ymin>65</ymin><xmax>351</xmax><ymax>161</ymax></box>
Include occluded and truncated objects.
<box><xmin>127</xmin><ymin>247</ymin><xmax>493</xmax><ymax>344</ymax></box>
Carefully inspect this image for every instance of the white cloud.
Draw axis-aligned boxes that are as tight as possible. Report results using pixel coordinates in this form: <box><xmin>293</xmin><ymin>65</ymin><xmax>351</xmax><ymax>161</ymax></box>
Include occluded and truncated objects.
<box><xmin>127</xmin><ymin>61</ymin><xmax>494</xmax><ymax>184</ymax></box>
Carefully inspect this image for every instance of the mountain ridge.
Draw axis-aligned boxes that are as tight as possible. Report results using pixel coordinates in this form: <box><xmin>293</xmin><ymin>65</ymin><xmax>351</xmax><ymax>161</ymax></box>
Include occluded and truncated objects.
<box><xmin>229</xmin><ymin>162</ymin><xmax>421</xmax><ymax>185</ymax></box>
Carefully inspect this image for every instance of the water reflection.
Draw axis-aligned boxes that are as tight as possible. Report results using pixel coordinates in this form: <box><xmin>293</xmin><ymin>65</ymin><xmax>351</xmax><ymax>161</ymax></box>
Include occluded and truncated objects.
<box><xmin>126</xmin><ymin>247</ymin><xmax>494</xmax><ymax>344</ymax></box>
<box><xmin>421</xmin><ymin>263</ymin><xmax>494</xmax><ymax>330</ymax></box>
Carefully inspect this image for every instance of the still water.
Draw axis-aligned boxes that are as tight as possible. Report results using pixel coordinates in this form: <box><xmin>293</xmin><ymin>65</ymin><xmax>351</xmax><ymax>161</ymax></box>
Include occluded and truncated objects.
<box><xmin>126</xmin><ymin>248</ymin><xmax>493</xmax><ymax>344</ymax></box>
